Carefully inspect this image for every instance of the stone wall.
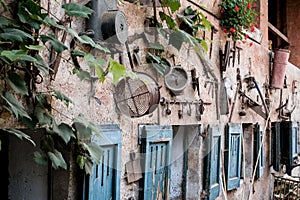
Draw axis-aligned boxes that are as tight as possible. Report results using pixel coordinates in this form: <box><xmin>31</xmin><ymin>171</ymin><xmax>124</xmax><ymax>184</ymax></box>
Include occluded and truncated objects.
<box><xmin>3</xmin><ymin>0</ymin><xmax>300</xmax><ymax>199</ymax></box>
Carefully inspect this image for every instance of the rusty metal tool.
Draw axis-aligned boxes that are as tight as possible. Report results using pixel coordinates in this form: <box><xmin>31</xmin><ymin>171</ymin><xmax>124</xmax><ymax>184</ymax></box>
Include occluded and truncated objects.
<box><xmin>219</xmin><ymin>41</ymin><xmax>231</xmax><ymax>72</ymax></box>
<box><xmin>231</xmin><ymin>41</ymin><xmax>236</xmax><ymax>67</ymax></box>
<box><xmin>209</xmin><ymin>26</ymin><xmax>218</xmax><ymax>59</ymax></box>
<box><xmin>191</xmin><ymin>68</ymin><xmax>200</xmax><ymax>97</ymax></box>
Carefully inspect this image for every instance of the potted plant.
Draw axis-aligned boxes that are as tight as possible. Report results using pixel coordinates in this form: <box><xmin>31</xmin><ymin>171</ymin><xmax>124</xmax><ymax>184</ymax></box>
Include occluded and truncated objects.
<box><xmin>219</xmin><ymin>0</ymin><xmax>258</xmax><ymax>42</ymax></box>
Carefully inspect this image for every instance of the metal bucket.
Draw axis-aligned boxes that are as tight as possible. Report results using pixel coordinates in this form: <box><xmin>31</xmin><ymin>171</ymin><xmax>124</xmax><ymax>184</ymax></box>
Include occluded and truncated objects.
<box><xmin>271</xmin><ymin>49</ymin><xmax>290</xmax><ymax>89</ymax></box>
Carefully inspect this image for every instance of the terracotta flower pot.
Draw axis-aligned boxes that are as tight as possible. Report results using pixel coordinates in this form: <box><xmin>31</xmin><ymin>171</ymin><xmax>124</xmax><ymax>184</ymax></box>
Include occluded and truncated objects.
<box><xmin>271</xmin><ymin>49</ymin><xmax>290</xmax><ymax>89</ymax></box>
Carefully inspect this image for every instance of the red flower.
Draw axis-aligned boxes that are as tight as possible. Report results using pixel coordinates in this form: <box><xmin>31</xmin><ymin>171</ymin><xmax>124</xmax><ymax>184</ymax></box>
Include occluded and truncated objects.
<box><xmin>249</xmin><ymin>42</ymin><xmax>253</xmax><ymax>47</ymax></box>
<box><xmin>230</xmin><ymin>27</ymin><xmax>236</xmax><ymax>33</ymax></box>
<box><xmin>247</xmin><ymin>3</ymin><xmax>252</xmax><ymax>9</ymax></box>
<box><xmin>250</xmin><ymin>23</ymin><xmax>255</xmax><ymax>32</ymax></box>
<box><xmin>224</xmin><ymin>29</ymin><xmax>228</xmax><ymax>34</ymax></box>
<box><xmin>245</xmin><ymin>34</ymin><xmax>249</xmax><ymax>39</ymax></box>
<box><xmin>256</xmin><ymin>17</ymin><xmax>259</xmax><ymax>21</ymax></box>
<box><xmin>242</xmin><ymin>40</ymin><xmax>247</xmax><ymax>44</ymax></box>
<box><xmin>235</xmin><ymin>6</ymin><xmax>240</xmax><ymax>12</ymax></box>
<box><xmin>253</xmin><ymin>2</ymin><xmax>257</xmax><ymax>7</ymax></box>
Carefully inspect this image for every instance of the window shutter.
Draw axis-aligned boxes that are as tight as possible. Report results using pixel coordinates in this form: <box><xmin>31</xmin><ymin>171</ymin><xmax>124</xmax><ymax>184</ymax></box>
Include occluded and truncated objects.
<box><xmin>254</xmin><ymin>123</ymin><xmax>264</xmax><ymax>179</ymax></box>
<box><xmin>203</xmin><ymin>126</ymin><xmax>222</xmax><ymax>200</ymax></box>
<box><xmin>291</xmin><ymin>122</ymin><xmax>299</xmax><ymax>159</ymax></box>
<box><xmin>139</xmin><ymin>125</ymin><xmax>173</xmax><ymax>200</ymax></box>
<box><xmin>271</xmin><ymin>122</ymin><xmax>281</xmax><ymax>172</ymax></box>
<box><xmin>225</xmin><ymin>124</ymin><xmax>242</xmax><ymax>190</ymax></box>
<box><xmin>280</xmin><ymin>122</ymin><xmax>298</xmax><ymax>175</ymax></box>
<box><xmin>83</xmin><ymin>124</ymin><xmax>122</xmax><ymax>200</ymax></box>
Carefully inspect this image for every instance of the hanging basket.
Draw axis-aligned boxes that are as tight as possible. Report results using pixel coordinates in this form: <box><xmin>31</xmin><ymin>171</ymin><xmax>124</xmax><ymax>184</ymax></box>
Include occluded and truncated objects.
<box><xmin>271</xmin><ymin>49</ymin><xmax>290</xmax><ymax>89</ymax></box>
<box><xmin>114</xmin><ymin>72</ymin><xmax>160</xmax><ymax>118</ymax></box>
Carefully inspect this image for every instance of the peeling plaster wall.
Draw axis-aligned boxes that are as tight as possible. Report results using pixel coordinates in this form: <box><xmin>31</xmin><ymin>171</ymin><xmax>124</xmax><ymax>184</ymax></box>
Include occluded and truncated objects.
<box><xmin>3</xmin><ymin>0</ymin><xmax>300</xmax><ymax>199</ymax></box>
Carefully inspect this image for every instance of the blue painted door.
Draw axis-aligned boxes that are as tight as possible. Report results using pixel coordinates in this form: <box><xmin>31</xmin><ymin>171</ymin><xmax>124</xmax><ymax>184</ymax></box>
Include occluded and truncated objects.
<box><xmin>83</xmin><ymin>124</ymin><xmax>122</xmax><ymax>200</ymax></box>
<box><xmin>225</xmin><ymin>124</ymin><xmax>242</xmax><ymax>191</ymax></box>
<box><xmin>204</xmin><ymin>126</ymin><xmax>222</xmax><ymax>200</ymax></box>
<box><xmin>146</xmin><ymin>142</ymin><xmax>168</xmax><ymax>200</ymax></box>
<box><xmin>140</xmin><ymin>125</ymin><xmax>172</xmax><ymax>200</ymax></box>
<box><xmin>254</xmin><ymin>123</ymin><xmax>264</xmax><ymax>179</ymax></box>
<box><xmin>89</xmin><ymin>145</ymin><xmax>115</xmax><ymax>200</ymax></box>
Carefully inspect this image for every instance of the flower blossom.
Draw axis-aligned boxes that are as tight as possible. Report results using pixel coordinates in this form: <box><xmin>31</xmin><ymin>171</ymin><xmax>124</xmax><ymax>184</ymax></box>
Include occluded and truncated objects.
<box><xmin>230</xmin><ymin>27</ymin><xmax>236</xmax><ymax>33</ymax></box>
<box><xmin>247</xmin><ymin>3</ymin><xmax>252</xmax><ymax>9</ymax></box>
<box><xmin>235</xmin><ymin>6</ymin><xmax>240</xmax><ymax>12</ymax></box>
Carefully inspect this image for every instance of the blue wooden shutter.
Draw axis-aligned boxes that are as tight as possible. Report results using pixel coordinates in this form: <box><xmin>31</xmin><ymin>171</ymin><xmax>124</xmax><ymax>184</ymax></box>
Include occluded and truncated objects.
<box><xmin>291</xmin><ymin>122</ymin><xmax>298</xmax><ymax>160</ymax></box>
<box><xmin>271</xmin><ymin>122</ymin><xmax>281</xmax><ymax>172</ymax></box>
<box><xmin>225</xmin><ymin>124</ymin><xmax>242</xmax><ymax>190</ymax></box>
<box><xmin>280</xmin><ymin>122</ymin><xmax>298</xmax><ymax>175</ymax></box>
<box><xmin>83</xmin><ymin>124</ymin><xmax>122</xmax><ymax>200</ymax></box>
<box><xmin>139</xmin><ymin>125</ymin><xmax>172</xmax><ymax>200</ymax></box>
<box><xmin>254</xmin><ymin>123</ymin><xmax>264</xmax><ymax>179</ymax></box>
<box><xmin>203</xmin><ymin>126</ymin><xmax>222</xmax><ymax>200</ymax></box>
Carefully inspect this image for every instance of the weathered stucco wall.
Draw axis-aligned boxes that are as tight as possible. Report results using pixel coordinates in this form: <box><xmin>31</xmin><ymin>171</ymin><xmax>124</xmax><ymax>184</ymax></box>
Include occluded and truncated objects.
<box><xmin>3</xmin><ymin>0</ymin><xmax>300</xmax><ymax>199</ymax></box>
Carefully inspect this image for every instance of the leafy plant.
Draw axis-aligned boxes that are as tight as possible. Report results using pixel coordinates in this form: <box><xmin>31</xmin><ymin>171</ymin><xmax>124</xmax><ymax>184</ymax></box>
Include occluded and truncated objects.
<box><xmin>0</xmin><ymin>0</ymin><xmax>128</xmax><ymax>173</ymax></box>
<box><xmin>146</xmin><ymin>2</ymin><xmax>211</xmax><ymax>74</ymax></box>
<box><xmin>219</xmin><ymin>0</ymin><xmax>258</xmax><ymax>41</ymax></box>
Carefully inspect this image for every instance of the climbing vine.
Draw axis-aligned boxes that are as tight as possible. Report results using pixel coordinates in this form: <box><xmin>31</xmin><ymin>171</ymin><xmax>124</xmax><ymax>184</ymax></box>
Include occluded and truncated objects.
<box><xmin>145</xmin><ymin>0</ymin><xmax>212</xmax><ymax>74</ymax></box>
<box><xmin>0</xmin><ymin>0</ymin><xmax>127</xmax><ymax>173</ymax></box>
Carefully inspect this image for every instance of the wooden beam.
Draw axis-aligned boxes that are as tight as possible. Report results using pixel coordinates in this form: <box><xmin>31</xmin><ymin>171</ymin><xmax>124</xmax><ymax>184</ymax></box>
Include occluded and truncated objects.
<box><xmin>268</xmin><ymin>22</ymin><xmax>290</xmax><ymax>44</ymax></box>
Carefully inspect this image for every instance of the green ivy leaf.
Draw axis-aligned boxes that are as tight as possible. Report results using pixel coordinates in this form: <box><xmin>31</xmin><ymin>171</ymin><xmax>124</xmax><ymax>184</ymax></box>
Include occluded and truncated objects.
<box><xmin>73</xmin><ymin>122</ymin><xmax>92</xmax><ymax>140</ymax></box>
<box><xmin>1</xmin><ymin>50</ymin><xmax>36</xmax><ymax>62</ymax></box>
<box><xmin>71</xmin><ymin>49</ymin><xmax>86</xmax><ymax>57</ymax></box>
<box><xmin>84</xmin><ymin>159</ymin><xmax>93</xmax><ymax>175</ymax></box>
<box><xmin>1</xmin><ymin>91</ymin><xmax>31</xmax><ymax>120</ymax></box>
<box><xmin>5</xmin><ymin>128</ymin><xmax>36</xmax><ymax>146</ymax></box>
<box><xmin>0</xmin><ymin>16</ymin><xmax>10</xmax><ymax>27</ymax></box>
<box><xmin>109</xmin><ymin>58</ymin><xmax>126</xmax><ymax>84</ymax></box>
<box><xmin>7</xmin><ymin>71</ymin><xmax>28</xmax><ymax>95</ymax></box>
<box><xmin>48</xmin><ymin>149</ymin><xmax>67</xmax><ymax>169</ymax></box>
<box><xmin>43</xmin><ymin>17</ymin><xmax>65</xmax><ymax>30</ymax></box>
<box><xmin>40</xmin><ymin>34</ymin><xmax>68</xmax><ymax>53</ymax></box>
<box><xmin>34</xmin><ymin>54</ymin><xmax>51</xmax><ymax>75</ymax></box>
<box><xmin>149</xmin><ymin>42</ymin><xmax>165</xmax><ymax>51</ymax></box>
<box><xmin>21</xmin><ymin>116</ymin><xmax>37</xmax><ymax>130</ymax></box>
<box><xmin>25</xmin><ymin>45</ymin><xmax>46</xmax><ymax>51</ymax></box>
<box><xmin>62</xmin><ymin>3</ymin><xmax>94</xmax><ymax>18</ymax></box>
<box><xmin>95</xmin><ymin>66</ymin><xmax>105</xmax><ymax>83</ymax></box>
<box><xmin>52</xmin><ymin>89</ymin><xmax>73</xmax><ymax>106</ymax></box>
<box><xmin>84</xmin><ymin>53</ymin><xmax>106</xmax><ymax>70</ymax></box>
<box><xmin>199</xmin><ymin>12</ymin><xmax>211</xmax><ymax>31</ymax></box>
<box><xmin>0</xmin><ymin>28</ymin><xmax>34</xmax><ymax>42</ymax></box>
<box><xmin>18</xmin><ymin>0</ymin><xmax>46</xmax><ymax>29</ymax></box>
<box><xmin>53</xmin><ymin>122</ymin><xmax>75</xmax><ymax>144</ymax></box>
<box><xmin>183</xmin><ymin>6</ymin><xmax>197</xmax><ymax>15</ymax></box>
<box><xmin>73</xmin><ymin>114</ymin><xmax>100</xmax><ymax>140</ymax></box>
<box><xmin>84</xmin><ymin>142</ymin><xmax>103</xmax><ymax>164</ymax></box>
<box><xmin>34</xmin><ymin>106</ymin><xmax>53</xmax><ymax>126</ymax></box>
<box><xmin>34</xmin><ymin>151</ymin><xmax>48</xmax><ymax>166</ymax></box>
<box><xmin>200</xmin><ymin>40</ymin><xmax>209</xmax><ymax>52</ymax></box>
<box><xmin>76</xmin><ymin>155</ymin><xmax>87</xmax><ymax>169</ymax></box>
<box><xmin>67</xmin><ymin>28</ymin><xmax>109</xmax><ymax>53</ymax></box>
<box><xmin>164</xmin><ymin>0</ymin><xmax>181</xmax><ymax>13</ymax></box>
<box><xmin>76</xmin><ymin>70</ymin><xmax>91</xmax><ymax>81</ymax></box>
<box><xmin>159</xmin><ymin>12</ymin><xmax>177</xmax><ymax>29</ymax></box>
